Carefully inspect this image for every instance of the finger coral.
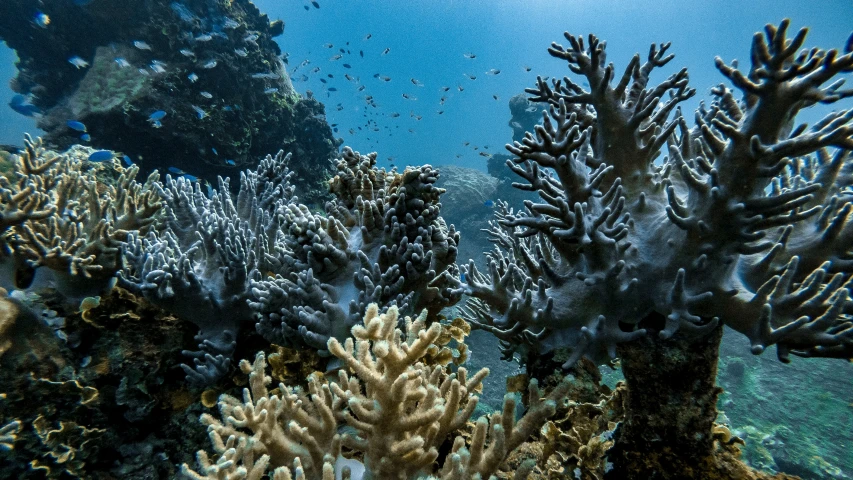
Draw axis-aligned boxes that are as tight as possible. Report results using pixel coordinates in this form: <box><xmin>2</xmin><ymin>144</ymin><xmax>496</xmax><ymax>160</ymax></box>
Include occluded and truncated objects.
<box><xmin>0</xmin><ymin>135</ymin><xmax>161</xmax><ymax>300</ymax></box>
<box><xmin>183</xmin><ymin>304</ymin><xmax>569</xmax><ymax>480</ymax></box>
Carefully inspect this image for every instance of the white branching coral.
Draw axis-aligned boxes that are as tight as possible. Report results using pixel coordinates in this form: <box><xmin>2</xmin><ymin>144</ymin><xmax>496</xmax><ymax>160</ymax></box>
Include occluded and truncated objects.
<box><xmin>450</xmin><ymin>20</ymin><xmax>853</xmax><ymax>366</ymax></box>
<box><xmin>0</xmin><ymin>135</ymin><xmax>161</xmax><ymax>299</ymax></box>
<box><xmin>183</xmin><ymin>304</ymin><xmax>569</xmax><ymax>480</ymax></box>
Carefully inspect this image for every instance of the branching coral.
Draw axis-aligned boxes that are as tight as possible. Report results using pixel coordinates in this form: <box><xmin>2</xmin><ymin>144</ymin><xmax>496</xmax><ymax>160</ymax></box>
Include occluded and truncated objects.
<box><xmin>0</xmin><ymin>135</ymin><xmax>161</xmax><ymax>300</ymax></box>
<box><xmin>451</xmin><ymin>20</ymin><xmax>853</xmax><ymax>367</ymax></box>
<box><xmin>445</xmin><ymin>19</ymin><xmax>853</xmax><ymax>478</ymax></box>
<box><xmin>250</xmin><ymin>147</ymin><xmax>461</xmax><ymax>353</ymax></box>
<box><xmin>183</xmin><ymin>304</ymin><xmax>569</xmax><ymax>480</ymax></box>
<box><xmin>120</xmin><ymin>150</ymin><xmax>295</xmax><ymax>385</ymax></box>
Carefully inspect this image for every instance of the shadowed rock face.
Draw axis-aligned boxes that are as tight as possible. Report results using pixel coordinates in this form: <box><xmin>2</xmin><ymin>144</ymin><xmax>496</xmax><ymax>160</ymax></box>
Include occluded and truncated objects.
<box><xmin>0</xmin><ymin>0</ymin><xmax>341</xmax><ymax>206</ymax></box>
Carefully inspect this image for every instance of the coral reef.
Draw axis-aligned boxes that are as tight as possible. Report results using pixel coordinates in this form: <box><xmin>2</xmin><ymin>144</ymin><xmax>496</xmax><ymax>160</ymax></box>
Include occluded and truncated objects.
<box><xmin>120</xmin><ymin>149</ymin><xmax>296</xmax><ymax>385</ymax></box>
<box><xmin>183</xmin><ymin>304</ymin><xmax>571</xmax><ymax>480</ymax></box>
<box><xmin>449</xmin><ymin>19</ymin><xmax>853</xmax><ymax>477</ymax></box>
<box><xmin>249</xmin><ymin>147</ymin><xmax>460</xmax><ymax>354</ymax></box>
<box><xmin>0</xmin><ymin>0</ymin><xmax>340</xmax><ymax>205</ymax></box>
<box><xmin>0</xmin><ymin>136</ymin><xmax>161</xmax><ymax>301</ymax></box>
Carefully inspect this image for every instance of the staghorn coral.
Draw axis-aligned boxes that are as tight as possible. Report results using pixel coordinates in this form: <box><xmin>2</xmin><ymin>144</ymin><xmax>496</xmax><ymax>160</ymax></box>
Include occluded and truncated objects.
<box><xmin>250</xmin><ymin>147</ymin><xmax>461</xmax><ymax>354</ymax></box>
<box><xmin>448</xmin><ymin>20</ymin><xmax>853</xmax><ymax>478</ymax></box>
<box><xmin>0</xmin><ymin>136</ymin><xmax>161</xmax><ymax>300</ymax></box>
<box><xmin>183</xmin><ymin>304</ymin><xmax>569</xmax><ymax>480</ymax></box>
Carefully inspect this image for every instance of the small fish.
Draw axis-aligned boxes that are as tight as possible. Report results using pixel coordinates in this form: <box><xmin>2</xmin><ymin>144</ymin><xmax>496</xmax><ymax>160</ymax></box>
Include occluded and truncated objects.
<box><xmin>524</xmin><ymin>65</ymin><xmax>532</xmax><ymax>72</ymax></box>
<box><xmin>390</xmin><ymin>112</ymin><xmax>400</xmax><ymax>118</ymax></box>
<box><xmin>138</xmin><ymin>68</ymin><xmax>150</xmax><ymax>76</ymax></box>
<box><xmin>439</xmin><ymin>96</ymin><xmax>448</xmax><ymax>105</ymax></box>
<box><xmin>8</xmin><ymin>95</ymin><xmax>41</xmax><ymax>117</ymax></box>
<box><xmin>200</xmin><ymin>91</ymin><xmax>213</xmax><ymax>99</ymax></box>
<box><xmin>319</xmin><ymin>78</ymin><xmax>327</xmax><ymax>84</ymax></box>
<box><xmin>364</xmin><ymin>33</ymin><xmax>372</xmax><ymax>40</ymax></box>
<box><xmin>88</xmin><ymin>150</ymin><xmax>113</xmax><ymax>162</ymax></box>
<box><xmin>244</xmin><ymin>34</ymin><xmax>260</xmax><ymax>43</ymax></box>
<box><xmin>180</xmin><ymin>49</ymin><xmax>195</xmax><ymax>57</ymax></box>
<box><xmin>359</xmin><ymin>50</ymin><xmax>364</xmax><ymax>57</ymax></box>
<box><xmin>194</xmin><ymin>34</ymin><xmax>213</xmax><ymax>42</ymax></box>
<box><xmin>328</xmin><ymin>87</ymin><xmax>337</xmax><ymax>91</ymax></box>
<box><xmin>225</xmin><ymin>159</ymin><xmax>236</xmax><ymax>166</ymax></box>
<box><xmin>464</xmin><ymin>53</ymin><xmax>476</xmax><ymax>59</ymax></box>
<box><xmin>191</xmin><ymin>105</ymin><xmax>207</xmax><ymax>119</ymax></box>
<box><xmin>345</xmin><ymin>74</ymin><xmax>355</xmax><ymax>81</ymax></box>
<box><xmin>150</xmin><ymin>120</ymin><xmax>162</xmax><ymax>128</ymax></box>
<box><xmin>304</xmin><ymin>5</ymin><xmax>309</xmax><ymax>10</ymax></box>
<box><xmin>80</xmin><ymin>133</ymin><xmax>91</xmax><ymax>142</ymax></box>
<box><xmin>410</xmin><ymin>78</ymin><xmax>424</xmax><ymax>87</ymax></box>
<box><xmin>251</xmin><ymin>73</ymin><xmax>279</xmax><ymax>79</ymax></box>
<box><xmin>133</xmin><ymin>40</ymin><xmax>152</xmax><ymax>50</ymax></box>
<box><xmin>114</xmin><ymin>57</ymin><xmax>131</xmax><ymax>68</ymax></box>
<box><xmin>493</xmin><ymin>95</ymin><xmax>499</xmax><ymax>100</ymax></box>
<box><xmin>485</xmin><ymin>69</ymin><xmax>501</xmax><ymax>75</ymax></box>
<box><xmin>402</xmin><ymin>93</ymin><xmax>417</xmax><ymax>100</ymax></box>
<box><xmin>264</xmin><ymin>88</ymin><xmax>279</xmax><ymax>94</ymax></box>
<box><xmin>484</xmin><ymin>200</ymin><xmax>494</xmax><ymax>207</ymax></box>
<box><xmin>68</xmin><ymin>56</ymin><xmax>89</xmax><ymax>69</ymax></box>
<box><xmin>223</xmin><ymin>17</ymin><xmax>240</xmax><ymax>29</ymax></box>
<box><xmin>323</xmin><ymin>43</ymin><xmax>333</xmax><ymax>48</ymax></box>
<box><xmin>149</xmin><ymin>63</ymin><xmax>166</xmax><ymax>74</ymax></box>
<box><xmin>437</xmin><ymin>110</ymin><xmax>444</xmax><ymax>114</ymax></box>
<box><xmin>311</xmin><ymin>0</ymin><xmax>320</xmax><ymax>8</ymax></box>
<box><xmin>188</xmin><ymin>73</ymin><xmax>199</xmax><ymax>82</ymax></box>
<box><xmin>460</xmin><ymin>272</ymin><xmax>467</xmax><ymax>282</ymax></box>
<box><xmin>202</xmin><ymin>60</ymin><xmax>218</xmax><ymax>69</ymax></box>
<box><xmin>329</xmin><ymin>54</ymin><xmax>342</xmax><ymax>61</ymax></box>
<box><xmin>34</xmin><ymin>12</ymin><xmax>50</xmax><ymax>28</ymax></box>
<box><xmin>379</xmin><ymin>75</ymin><xmax>391</xmax><ymax>82</ymax></box>
<box><xmin>168</xmin><ymin>166</ymin><xmax>185</xmax><ymax>175</ymax></box>
<box><xmin>457</xmin><ymin>85</ymin><xmax>464</xmax><ymax>92</ymax></box>
<box><xmin>381</xmin><ymin>48</ymin><xmax>390</xmax><ymax>55</ymax></box>
<box><xmin>181</xmin><ymin>173</ymin><xmax>198</xmax><ymax>182</ymax></box>
<box><xmin>343</xmin><ymin>63</ymin><xmax>352</xmax><ymax>68</ymax></box>
<box><xmin>357</xmin><ymin>85</ymin><xmax>365</xmax><ymax>91</ymax></box>
<box><xmin>66</xmin><ymin>120</ymin><xmax>87</xmax><ymax>132</ymax></box>
<box><xmin>122</xmin><ymin>155</ymin><xmax>134</xmax><ymax>166</ymax></box>
<box><xmin>234</xmin><ymin>48</ymin><xmax>248</xmax><ymax>57</ymax></box>
<box><xmin>339</xmin><ymin>48</ymin><xmax>346</xmax><ymax>54</ymax></box>
<box><xmin>311</xmin><ymin>67</ymin><xmax>321</xmax><ymax>73</ymax></box>
<box><xmin>211</xmin><ymin>147</ymin><xmax>218</xmax><ymax>155</ymax></box>
<box><xmin>464</xmin><ymin>73</ymin><xmax>477</xmax><ymax>80</ymax></box>
<box><xmin>479</xmin><ymin>152</ymin><xmax>492</xmax><ymax>157</ymax></box>
<box><xmin>440</xmin><ymin>86</ymin><xmax>450</xmax><ymax>92</ymax></box>
<box><xmin>149</xmin><ymin>110</ymin><xmax>167</xmax><ymax>121</ymax></box>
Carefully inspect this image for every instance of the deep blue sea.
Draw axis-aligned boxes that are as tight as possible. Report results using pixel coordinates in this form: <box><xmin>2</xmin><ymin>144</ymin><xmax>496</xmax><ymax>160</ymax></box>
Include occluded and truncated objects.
<box><xmin>3</xmin><ymin>0</ymin><xmax>852</xmax><ymax>171</ymax></box>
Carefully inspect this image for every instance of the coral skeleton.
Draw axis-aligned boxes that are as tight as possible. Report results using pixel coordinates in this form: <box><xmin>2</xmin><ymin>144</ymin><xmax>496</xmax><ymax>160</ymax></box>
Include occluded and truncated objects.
<box><xmin>449</xmin><ymin>20</ymin><xmax>853</xmax><ymax>366</ymax></box>
<box><xmin>183</xmin><ymin>304</ymin><xmax>569</xmax><ymax>480</ymax></box>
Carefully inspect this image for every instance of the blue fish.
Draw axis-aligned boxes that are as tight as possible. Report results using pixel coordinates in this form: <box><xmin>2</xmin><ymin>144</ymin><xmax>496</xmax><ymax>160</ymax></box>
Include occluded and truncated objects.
<box><xmin>88</xmin><ymin>150</ymin><xmax>113</xmax><ymax>162</ymax></box>
<box><xmin>8</xmin><ymin>95</ymin><xmax>41</xmax><ymax>117</ymax></box>
<box><xmin>484</xmin><ymin>200</ymin><xmax>494</xmax><ymax>207</ymax></box>
<box><xmin>460</xmin><ymin>273</ymin><xmax>467</xmax><ymax>283</ymax></box>
<box><xmin>225</xmin><ymin>159</ymin><xmax>235</xmax><ymax>166</ymax></box>
<box><xmin>66</xmin><ymin>120</ymin><xmax>87</xmax><ymax>132</ymax></box>
<box><xmin>80</xmin><ymin>133</ymin><xmax>91</xmax><ymax>142</ymax></box>
<box><xmin>149</xmin><ymin>110</ymin><xmax>167</xmax><ymax>121</ymax></box>
<box><xmin>181</xmin><ymin>173</ymin><xmax>198</xmax><ymax>182</ymax></box>
<box><xmin>211</xmin><ymin>147</ymin><xmax>218</xmax><ymax>156</ymax></box>
<box><xmin>167</xmin><ymin>166</ymin><xmax>185</xmax><ymax>175</ymax></box>
<box><xmin>122</xmin><ymin>155</ymin><xmax>134</xmax><ymax>166</ymax></box>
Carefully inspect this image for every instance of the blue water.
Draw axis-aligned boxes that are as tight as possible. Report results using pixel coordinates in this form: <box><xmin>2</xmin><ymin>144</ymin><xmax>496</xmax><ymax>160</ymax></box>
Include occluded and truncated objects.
<box><xmin>2</xmin><ymin>0</ymin><xmax>852</xmax><ymax>168</ymax></box>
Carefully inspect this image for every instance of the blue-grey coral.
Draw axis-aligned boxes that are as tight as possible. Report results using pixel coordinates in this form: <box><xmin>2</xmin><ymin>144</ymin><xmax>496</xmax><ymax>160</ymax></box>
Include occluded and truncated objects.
<box><xmin>120</xmin><ymin>150</ymin><xmax>295</xmax><ymax>385</ymax></box>
<box><xmin>451</xmin><ymin>20</ymin><xmax>853</xmax><ymax>366</ymax></box>
<box><xmin>0</xmin><ymin>135</ymin><xmax>161</xmax><ymax>300</ymax></box>
<box><xmin>249</xmin><ymin>147</ymin><xmax>461</xmax><ymax>354</ymax></box>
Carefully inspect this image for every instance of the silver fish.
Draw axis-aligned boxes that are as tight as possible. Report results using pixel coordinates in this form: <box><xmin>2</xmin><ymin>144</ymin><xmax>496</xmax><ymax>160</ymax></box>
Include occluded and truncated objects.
<box><xmin>180</xmin><ymin>49</ymin><xmax>195</xmax><ymax>57</ymax></box>
<box><xmin>133</xmin><ymin>40</ymin><xmax>152</xmax><ymax>50</ymax></box>
<box><xmin>68</xmin><ymin>56</ymin><xmax>89</xmax><ymax>68</ymax></box>
<box><xmin>188</xmin><ymin>73</ymin><xmax>199</xmax><ymax>82</ymax></box>
<box><xmin>194</xmin><ymin>34</ymin><xmax>213</xmax><ymax>42</ymax></box>
<box><xmin>200</xmin><ymin>91</ymin><xmax>213</xmax><ymax>99</ymax></box>
<box><xmin>234</xmin><ymin>48</ymin><xmax>248</xmax><ymax>57</ymax></box>
<box><xmin>202</xmin><ymin>60</ymin><xmax>218</xmax><ymax>69</ymax></box>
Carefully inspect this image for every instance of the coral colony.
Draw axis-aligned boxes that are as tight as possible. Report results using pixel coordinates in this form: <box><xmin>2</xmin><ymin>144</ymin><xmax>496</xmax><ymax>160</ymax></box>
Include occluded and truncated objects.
<box><xmin>0</xmin><ymin>10</ymin><xmax>852</xmax><ymax>480</ymax></box>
